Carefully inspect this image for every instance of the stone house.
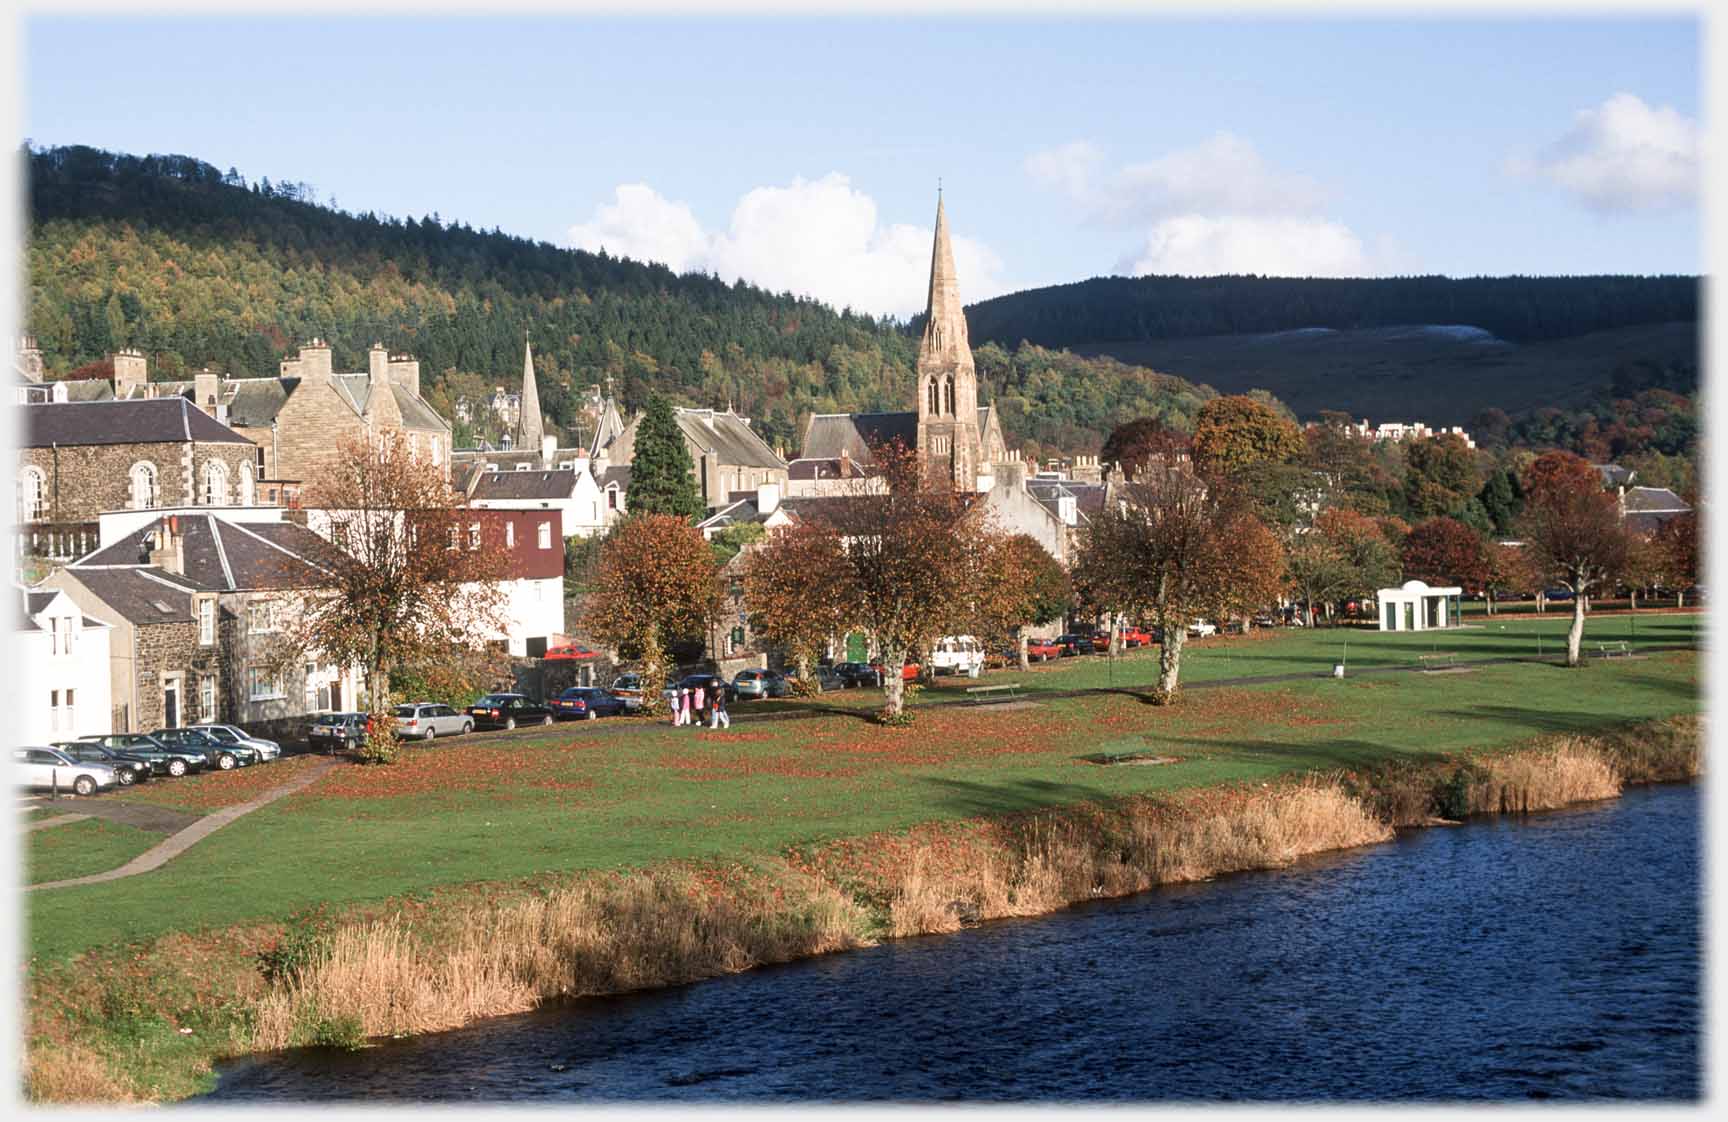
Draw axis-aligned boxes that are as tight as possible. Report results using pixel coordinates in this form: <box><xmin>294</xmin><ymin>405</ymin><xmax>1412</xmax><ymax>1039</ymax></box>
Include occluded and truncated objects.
<box><xmin>14</xmin><ymin>397</ymin><xmax>263</xmax><ymax>570</ymax></box>
<box><xmin>15</xmin><ymin>584</ymin><xmax>114</xmax><ymax>743</ymax></box>
<box><xmin>45</xmin><ymin>510</ymin><xmax>360</xmax><ymax>739</ymax></box>
<box><xmin>598</xmin><ymin>406</ymin><xmax>787</xmax><ymax>511</ymax></box>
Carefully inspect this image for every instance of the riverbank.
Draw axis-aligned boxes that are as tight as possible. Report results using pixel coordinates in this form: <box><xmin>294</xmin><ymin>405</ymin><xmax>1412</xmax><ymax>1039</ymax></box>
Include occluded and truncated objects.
<box><xmin>22</xmin><ymin>712</ymin><xmax>1700</xmax><ymax>1104</ymax></box>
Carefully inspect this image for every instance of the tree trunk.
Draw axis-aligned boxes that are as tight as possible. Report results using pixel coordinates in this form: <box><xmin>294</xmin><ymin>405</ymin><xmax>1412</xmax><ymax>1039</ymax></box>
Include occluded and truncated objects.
<box><xmin>882</xmin><ymin>643</ymin><xmax>907</xmax><ymax>716</ymax></box>
<box><xmin>1678</xmin><ymin>590</ymin><xmax>1686</xmax><ymax>609</ymax></box>
<box><xmin>1110</xmin><ymin>612</ymin><xmax>1124</xmax><ymax>658</ymax></box>
<box><xmin>1536</xmin><ymin>591</ymin><xmax>1545</xmax><ymax>613</ymax></box>
<box><xmin>1155</xmin><ymin>624</ymin><xmax>1185</xmax><ymax>702</ymax></box>
<box><xmin>639</xmin><ymin>626</ymin><xmax>667</xmax><ymax>716</ymax></box>
<box><xmin>1566</xmin><ymin>592</ymin><xmax>1586</xmax><ymax>667</ymax></box>
<box><xmin>1304</xmin><ymin>600</ymin><xmax>1316</xmax><ymax>628</ymax></box>
<box><xmin>1630</xmin><ymin>589</ymin><xmax>1638</xmax><ymax>612</ymax></box>
<box><xmin>1486</xmin><ymin>591</ymin><xmax>1495</xmax><ymax>616</ymax></box>
<box><xmin>1017</xmin><ymin>633</ymin><xmax>1030</xmax><ymax>672</ymax></box>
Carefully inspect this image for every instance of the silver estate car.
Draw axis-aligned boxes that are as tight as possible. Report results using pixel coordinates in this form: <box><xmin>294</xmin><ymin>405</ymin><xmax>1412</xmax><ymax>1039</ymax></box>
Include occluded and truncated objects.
<box><xmin>393</xmin><ymin>702</ymin><xmax>475</xmax><ymax>741</ymax></box>
<box><xmin>189</xmin><ymin>723</ymin><xmax>281</xmax><ymax>761</ymax></box>
<box><xmin>15</xmin><ymin>746</ymin><xmax>117</xmax><ymax>797</ymax></box>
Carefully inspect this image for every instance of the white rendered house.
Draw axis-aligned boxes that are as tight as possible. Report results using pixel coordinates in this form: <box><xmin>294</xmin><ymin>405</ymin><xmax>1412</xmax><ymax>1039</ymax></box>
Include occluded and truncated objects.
<box><xmin>16</xmin><ymin>586</ymin><xmax>114</xmax><ymax>743</ymax></box>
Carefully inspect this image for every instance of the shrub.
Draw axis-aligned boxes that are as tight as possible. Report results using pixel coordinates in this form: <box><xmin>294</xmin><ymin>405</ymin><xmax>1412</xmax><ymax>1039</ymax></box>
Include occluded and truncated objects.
<box><xmin>356</xmin><ymin>711</ymin><xmax>401</xmax><ymax>765</ymax></box>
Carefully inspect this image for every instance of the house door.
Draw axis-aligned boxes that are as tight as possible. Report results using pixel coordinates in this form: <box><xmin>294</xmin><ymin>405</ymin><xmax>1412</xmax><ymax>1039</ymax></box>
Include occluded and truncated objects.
<box><xmin>163</xmin><ymin>676</ymin><xmax>182</xmax><ymax>728</ymax></box>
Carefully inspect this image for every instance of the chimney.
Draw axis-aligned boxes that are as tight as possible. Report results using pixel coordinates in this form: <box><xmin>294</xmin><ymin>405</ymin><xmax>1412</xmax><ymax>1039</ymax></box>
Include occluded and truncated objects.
<box><xmin>113</xmin><ymin>349</ymin><xmax>148</xmax><ymax>398</ymax></box>
<box><xmin>17</xmin><ymin>336</ymin><xmax>43</xmax><ymax>383</ymax></box>
<box><xmin>147</xmin><ymin>516</ymin><xmax>184</xmax><ymax>575</ymax></box>
<box><xmin>368</xmin><ymin>342</ymin><xmax>389</xmax><ymax>383</ymax></box>
<box><xmin>194</xmin><ymin>370</ymin><xmax>221</xmax><ymax>416</ymax></box>
<box><xmin>542</xmin><ymin>434</ymin><xmax>558</xmax><ymax>467</ymax></box>
<box><xmin>756</xmin><ymin>481</ymin><xmax>781</xmax><ymax>516</ymax></box>
<box><xmin>296</xmin><ymin>338</ymin><xmax>333</xmax><ymax>385</ymax></box>
<box><xmin>387</xmin><ymin>354</ymin><xmax>421</xmax><ymax>397</ymax></box>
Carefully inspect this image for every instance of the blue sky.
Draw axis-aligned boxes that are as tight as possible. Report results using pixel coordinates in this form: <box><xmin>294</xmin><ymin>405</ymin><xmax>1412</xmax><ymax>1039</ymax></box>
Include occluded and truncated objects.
<box><xmin>24</xmin><ymin>13</ymin><xmax>1701</xmax><ymax>319</ymax></box>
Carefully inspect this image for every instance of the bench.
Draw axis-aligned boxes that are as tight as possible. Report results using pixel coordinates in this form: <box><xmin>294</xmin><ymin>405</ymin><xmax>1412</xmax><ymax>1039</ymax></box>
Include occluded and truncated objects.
<box><xmin>1595</xmin><ymin>641</ymin><xmax>1632</xmax><ymax>658</ymax></box>
<box><xmin>965</xmin><ymin>683</ymin><xmax>1021</xmax><ymax>703</ymax></box>
<box><xmin>1417</xmin><ymin>652</ymin><xmax>1460</xmax><ymax>670</ymax></box>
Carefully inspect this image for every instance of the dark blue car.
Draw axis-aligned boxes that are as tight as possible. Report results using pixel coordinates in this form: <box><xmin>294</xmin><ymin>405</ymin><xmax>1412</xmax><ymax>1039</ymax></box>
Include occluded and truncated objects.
<box><xmin>551</xmin><ymin>686</ymin><xmax>629</xmax><ymax>721</ymax></box>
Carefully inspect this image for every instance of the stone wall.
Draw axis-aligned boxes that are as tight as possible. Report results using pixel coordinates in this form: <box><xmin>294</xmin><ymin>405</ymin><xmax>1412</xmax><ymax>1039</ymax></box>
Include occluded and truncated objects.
<box><xmin>17</xmin><ymin>439</ymin><xmax>261</xmax><ymax>523</ymax></box>
<box><xmin>130</xmin><ymin>619</ymin><xmax>209</xmax><ymax>732</ymax></box>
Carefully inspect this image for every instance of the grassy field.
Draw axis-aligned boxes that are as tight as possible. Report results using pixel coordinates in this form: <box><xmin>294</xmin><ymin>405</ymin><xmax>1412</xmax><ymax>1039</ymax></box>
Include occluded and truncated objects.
<box><xmin>25</xmin><ymin>615</ymin><xmax>1702</xmax><ymax>963</ymax></box>
<box><xmin>26</xmin><ymin>818</ymin><xmax>160</xmax><ymax>886</ymax></box>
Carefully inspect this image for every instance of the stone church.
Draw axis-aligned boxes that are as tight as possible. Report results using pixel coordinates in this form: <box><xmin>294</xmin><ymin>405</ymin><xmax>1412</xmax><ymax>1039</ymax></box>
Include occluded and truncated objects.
<box><xmin>796</xmin><ymin>194</ymin><xmax>1010</xmax><ymax>491</ymax></box>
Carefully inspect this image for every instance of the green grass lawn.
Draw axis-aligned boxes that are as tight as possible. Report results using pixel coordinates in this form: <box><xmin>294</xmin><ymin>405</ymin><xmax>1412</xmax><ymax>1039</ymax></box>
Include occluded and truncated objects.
<box><xmin>25</xmin><ymin>818</ymin><xmax>160</xmax><ymax>886</ymax></box>
<box><xmin>25</xmin><ymin>617</ymin><xmax>1703</xmax><ymax>963</ymax></box>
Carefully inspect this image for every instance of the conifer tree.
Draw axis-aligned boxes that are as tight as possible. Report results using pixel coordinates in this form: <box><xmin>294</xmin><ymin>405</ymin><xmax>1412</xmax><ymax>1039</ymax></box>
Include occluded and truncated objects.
<box><xmin>627</xmin><ymin>394</ymin><xmax>705</xmax><ymax>520</ymax></box>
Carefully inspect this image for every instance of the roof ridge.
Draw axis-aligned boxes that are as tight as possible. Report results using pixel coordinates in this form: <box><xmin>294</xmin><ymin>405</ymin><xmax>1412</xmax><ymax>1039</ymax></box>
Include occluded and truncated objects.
<box><xmin>135</xmin><ymin>568</ymin><xmax>200</xmax><ymax>593</ymax></box>
<box><xmin>205</xmin><ymin>514</ymin><xmax>237</xmax><ymax>589</ymax></box>
<box><xmin>222</xmin><ymin>517</ymin><xmax>333</xmax><ymax>575</ymax></box>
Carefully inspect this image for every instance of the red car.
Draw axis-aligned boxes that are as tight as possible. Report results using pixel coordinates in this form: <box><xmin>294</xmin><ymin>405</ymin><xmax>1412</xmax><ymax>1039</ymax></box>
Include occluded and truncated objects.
<box><xmin>1025</xmin><ymin>638</ymin><xmax>1062</xmax><ymax>661</ymax></box>
<box><xmin>1121</xmin><ymin>626</ymin><xmax>1152</xmax><ymax>648</ymax></box>
<box><xmin>869</xmin><ymin>661</ymin><xmax>921</xmax><ymax>682</ymax></box>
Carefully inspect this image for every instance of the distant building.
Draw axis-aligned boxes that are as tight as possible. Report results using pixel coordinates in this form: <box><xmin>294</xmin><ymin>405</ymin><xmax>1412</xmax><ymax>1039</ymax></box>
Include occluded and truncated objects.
<box><xmin>1343</xmin><ymin>418</ymin><xmax>1476</xmax><ymax>449</ymax></box>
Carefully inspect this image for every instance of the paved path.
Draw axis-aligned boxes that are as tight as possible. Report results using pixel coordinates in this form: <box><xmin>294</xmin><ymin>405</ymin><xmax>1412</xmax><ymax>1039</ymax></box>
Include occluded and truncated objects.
<box><xmin>27</xmin><ymin>758</ymin><xmax>337</xmax><ymax>892</ymax></box>
<box><xmin>20</xmin><ymin>794</ymin><xmax>202</xmax><ymax>834</ymax></box>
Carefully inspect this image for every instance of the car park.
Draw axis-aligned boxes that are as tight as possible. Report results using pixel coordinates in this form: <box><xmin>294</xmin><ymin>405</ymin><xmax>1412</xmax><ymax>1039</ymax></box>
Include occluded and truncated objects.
<box><xmin>189</xmin><ymin>723</ymin><xmax>281</xmax><ymax>761</ymax></box>
<box><xmin>310</xmin><ymin>712</ymin><xmax>368</xmax><ymax>753</ymax></box>
<box><xmin>77</xmin><ymin>733</ymin><xmax>208</xmax><ymax>777</ymax></box>
<box><xmin>732</xmin><ymin>669</ymin><xmax>792</xmax><ymax>699</ymax></box>
<box><xmin>392</xmin><ymin>702</ymin><xmax>475</xmax><ymax>740</ymax></box>
<box><xmin>832</xmin><ymin>662</ymin><xmax>882</xmax><ymax>688</ymax></box>
<box><xmin>609</xmin><ymin>674</ymin><xmax>645</xmax><ymax>710</ymax></box>
<box><xmin>152</xmin><ymin>727</ymin><xmax>258</xmax><ymax>769</ymax></box>
<box><xmin>551</xmin><ymin>687</ymin><xmax>629</xmax><ymax>720</ymax></box>
<box><xmin>52</xmin><ymin>742</ymin><xmax>152</xmax><ymax>786</ymax></box>
<box><xmin>15</xmin><ymin>746</ymin><xmax>117</xmax><ymax>796</ymax></box>
<box><xmin>467</xmin><ymin>693</ymin><xmax>554</xmax><ymax>730</ymax></box>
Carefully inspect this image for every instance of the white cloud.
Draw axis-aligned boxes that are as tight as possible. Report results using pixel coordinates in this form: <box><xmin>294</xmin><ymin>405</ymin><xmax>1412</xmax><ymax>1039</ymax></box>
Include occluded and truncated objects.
<box><xmin>1026</xmin><ymin>132</ymin><xmax>1326</xmax><ymax>227</ymax></box>
<box><xmin>1031</xmin><ymin>135</ymin><xmax>1397</xmax><ymax>278</ymax></box>
<box><xmin>1509</xmin><ymin>93</ymin><xmax>1698</xmax><ymax>213</ymax></box>
<box><xmin>566</xmin><ymin>174</ymin><xmax>1007</xmax><ymax>318</ymax></box>
<box><xmin>1117</xmin><ymin>215</ymin><xmax>1371</xmax><ymax>277</ymax></box>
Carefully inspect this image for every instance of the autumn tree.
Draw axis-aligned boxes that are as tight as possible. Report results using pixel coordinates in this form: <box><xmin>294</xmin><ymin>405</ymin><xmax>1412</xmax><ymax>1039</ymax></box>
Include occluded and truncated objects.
<box><xmin>627</xmin><ymin>393</ymin><xmax>704</xmax><ymax>520</ymax></box>
<box><xmin>1403</xmin><ymin>433</ymin><xmax>1480</xmax><ymax>519</ymax></box>
<box><xmin>1654</xmin><ymin>511</ymin><xmax>1699</xmax><ymax>606</ymax></box>
<box><xmin>744</xmin><ymin>521</ymin><xmax>857</xmax><ymax>680</ymax></box>
<box><xmin>281</xmin><ymin>431</ymin><xmax>508</xmax><ymax>763</ymax></box>
<box><xmin>1285</xmin><ymin>507</ymin><xmax>1399</xmax><ymax>627</ymax></box>
<box><xmin>820</xmin><ymin>441</ymin><xmax>983</xmax><ymax>719</ymax></box>
<box><xmin>968</xmin><ymin>532</ymin><xmax>1071</xmax><ymax>669</ymax></box>
<box><xmin>1099</xmin><ymin>417</ymin><xmax>1191</xmax><ymax>482</ymax></box>
<box><xmin>1400</xmin><ymin>517</ymin><xmax>1492</xmax><ymax>592</ymax></box>
<box><xmin>1517</xmin><ymin>451</ymin><xmax>1631</xmax><ymax>666</ymax></box>
<box><xmin>1073</xmin><ymin>463</ymin><xmax>1270</xmax><ymax>703</ymax></box>
<box><xmin>1190</xmin><ymin>394</ymin><xmax>1304</xmax><ymax>479</ymax></box>
<box><xmin>583</xmin><ymin>514</ymin><xmax>721</xmax><ymax>713</ymax></box>
<box><xmin>1204</xmin><ymin>515</ymin><xmax>1287</xmax><ymax>632</ymax></box>
<box><xmin>1486</xmin><ymin>541</ymin><xmax>1541</xmax><ymax>612</ymax></box>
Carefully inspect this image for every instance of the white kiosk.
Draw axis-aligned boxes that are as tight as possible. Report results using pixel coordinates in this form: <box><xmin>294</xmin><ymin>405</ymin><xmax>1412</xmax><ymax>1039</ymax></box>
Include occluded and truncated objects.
<box><xmin>1376</xmin><ymin>579</ymin><xmax>1463</xmax><ymax>632</ymax></box>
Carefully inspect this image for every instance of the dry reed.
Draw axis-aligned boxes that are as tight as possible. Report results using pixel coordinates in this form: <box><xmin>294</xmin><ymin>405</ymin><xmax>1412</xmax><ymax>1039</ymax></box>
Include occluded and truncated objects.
<box><xmin>1467</xmin><ymin>740</ymin><xmax>1622</xmax><ymax>815</ymax></box>
<box><xmin>23</xmin><ymin>1042</ymin><xmax>136</xmax><ymax>1104</ymax></box>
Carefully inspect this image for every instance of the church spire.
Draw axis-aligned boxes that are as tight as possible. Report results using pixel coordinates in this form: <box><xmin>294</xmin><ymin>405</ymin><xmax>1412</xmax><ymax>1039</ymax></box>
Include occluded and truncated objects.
<box><xmin>921</xmin><ymin>191</ymin><xmax>970</xmax><ymax>361</ymax></box>
<box><xmin>518</xmin><ymin>328</ymin><xmax>545</xmax><ymax>451</ymax></box>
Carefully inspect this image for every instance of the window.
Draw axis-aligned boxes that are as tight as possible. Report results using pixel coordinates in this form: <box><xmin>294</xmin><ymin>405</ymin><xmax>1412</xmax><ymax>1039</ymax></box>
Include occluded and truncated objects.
<box><xmin>447</xmin><ymin>525</ymin><xmax>460</xmax><ymax>550</ymax></box>
<box><xmin>49</xmin><ymin>690</ymin><xmax>60</xmax><ymax>734</ymax></box>
<box><xmin>198</xmin><ymin>599</ymin><xmax>215</xmax><ymax>646</ymax></box>
<box><xmin>927</xmin><ymin>377</ymin><xmax>939</xmax><ymax>415</ymax></box>
<box><xmin>238</xmin><ymin>462</ymin><xmax>255</xmax><ymax>507</ymax></box>
<box><xmin>505</xmin><ymin>522</ymin><xmax>515</xmax><ymax>548</ymax></box>
<box><xmin>202</xmin><ymin>460</ymin><xmax>229</xmax><ymax>505</ymax></box>
<box><xmin>408</xmin><ymin>434</ymin><xmax>419</xmax><ymax>463</ymax></box>
<box><xmin>249</xmin><ymin>600</ymin><xmax>279</xmax><ymax>633</ymax></box>
<box><xmin>607</xmin><ymin>487</ymin><xmax>619</xmax><ymax>511</ymax></box>
<box><xmin>48</xmin><ymin>616</ymin><xmax>61</xmax><ymax>655</ymax></box>
<box><xmin>469</xmin><ymin>522</ymin><xmax>482</xmax><ymax>550</ymax></box>
<box><xmin>129</xmin><ymin>462</ymin><xmax>159</xmax><ymax>510</ymax></box>
<box><xmin>200</xmin><ymin>676</ymin><xmax>215</xmax><ymax>722</ymax></box>
<box><xmin>430</xmin><ymin>438</ymin><xmax>442</xmax><ymax>466</ymax></box>
<box><xmin>248</xmin><ymin>668</ymin><xmax>283</xmax><ymax>700</ymax></box>
<box><xmin>17</xmin><ymin>467</ymin><xmax>45</xmax><ymax>522</ymax></box>
<box><xmin>537</xmin><ymin>521</ymin><xmax>551</xmax><ymax>549</ymax></box>
<box><xmin>944</xmin><ymin>375</ymin><xmax>955</xmax><ymax>416</ymax></box>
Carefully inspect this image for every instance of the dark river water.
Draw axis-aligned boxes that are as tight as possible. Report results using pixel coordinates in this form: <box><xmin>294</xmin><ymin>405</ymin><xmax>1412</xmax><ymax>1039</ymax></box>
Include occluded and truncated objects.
<box><xmin>205</xmin><ymin>782</ymin><xmax>1701</xmax><ymax>1103</ymax></box>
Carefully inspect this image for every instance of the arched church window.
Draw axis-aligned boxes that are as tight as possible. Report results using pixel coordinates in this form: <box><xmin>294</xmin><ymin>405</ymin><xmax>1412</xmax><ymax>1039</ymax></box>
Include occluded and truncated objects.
<box><xmin>927</xmin><ymin>377</ymin><xmax>939</xmax><ymax>414</ymax></box>
<box><xmin>238</xmin><ymin>462</ymin><xmax>256</xmax><ymax>507</ymax></box>
<box><xmin>944</xmin><ymin>376</ymin><xmax>955</xmax><ymax>416</ymax></box>
<box><xmin>17</xmin><ymin>466</ymin><xmax>46</xmax><ymax>522</ymax></box>
<box><xmin>202</xmin><ymin>460</ymin><xmax>229</xmax><ymax>506</ymax></box>
<box><xmin>129</xmin><ymin>462</ymin><xmax>159</xmax><ymax>510</ymax></box>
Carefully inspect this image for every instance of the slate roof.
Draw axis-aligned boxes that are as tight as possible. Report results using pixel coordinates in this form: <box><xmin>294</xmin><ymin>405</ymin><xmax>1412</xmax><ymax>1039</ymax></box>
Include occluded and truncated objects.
<box><xmin>19</xmin><ymin>398</ymin><xmax>255</xmax><ymax>447</ymax></box>
<box><xmin>61</xmin><ymin>567</ymin><xmax>202</xmax><ymax>625</ymax></box>
<box><xmin>62</xmin><ymin>381</ymin><xmax>115</xmax><ymax>402</ymax></box>
<box><xmin>599</xmin><ymin>465</ymin><xmax>632</xmax><ymax>491</ymax></box>
<box><xmin>1621</xmin><ymin>486</ymin><xmax>1689</xmax><ymax>514</ymax></box>
<box><xmin>471</xmin><ymin>470</ymin><xmax>580</xmax><ymax>501</ymax></box>
<box><xmin>73</xmin><ymin>514</ymin><xmax>331</xmax><ymax>591</ymax></box>
<box><xmin>147</xmin><ymin>373</ymin><xmax>448</xmax><ymax>432</ymax></box>
<box><xmin>799</xmin><ymin>412</ymin><xmax>918</xmax><ymax>463</ymax></box>
<box><xmin>673</xmin><ymin>409</ymin><xmax>786</xmax><ymax>470</ymax></box>
<box><xmin>1594</xmin><ymin>463</ymin><xmax>1636</xmax><ymax>489</ymax></box>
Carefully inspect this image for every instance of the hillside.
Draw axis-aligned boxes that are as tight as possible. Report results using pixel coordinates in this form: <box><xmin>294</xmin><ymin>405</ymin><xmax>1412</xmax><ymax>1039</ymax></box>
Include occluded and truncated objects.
<box><xmin>22</xmin><ymin>144</ymin><xmax>1212</xmax><ymax>455</ymax></box>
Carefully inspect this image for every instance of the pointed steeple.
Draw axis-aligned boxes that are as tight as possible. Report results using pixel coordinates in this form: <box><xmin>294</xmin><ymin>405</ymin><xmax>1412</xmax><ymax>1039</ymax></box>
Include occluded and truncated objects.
<box><xmin>920</xmin><ymin>190</ymin><xmax>971</xmax><ymax>363</ymax></box>
<box><xmin>518</xmin><ymin>328</ymin><xmax>545</xmax><ymax>450</ymax></box>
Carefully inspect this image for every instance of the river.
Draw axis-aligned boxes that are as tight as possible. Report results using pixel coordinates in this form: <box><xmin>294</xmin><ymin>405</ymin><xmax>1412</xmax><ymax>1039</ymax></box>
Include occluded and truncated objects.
<box><xmin>204</xmin><ymin>782</ymin><xmax>1700</xmax><ymax>1103</ymax></box>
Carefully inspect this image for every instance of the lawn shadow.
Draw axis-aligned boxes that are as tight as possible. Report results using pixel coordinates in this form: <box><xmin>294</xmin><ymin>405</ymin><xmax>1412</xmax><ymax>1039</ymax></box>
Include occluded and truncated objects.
<box><xmin>917</xmin><ymin>774</ymin><xmax>1121</xmax><ymax>817</ymax></box>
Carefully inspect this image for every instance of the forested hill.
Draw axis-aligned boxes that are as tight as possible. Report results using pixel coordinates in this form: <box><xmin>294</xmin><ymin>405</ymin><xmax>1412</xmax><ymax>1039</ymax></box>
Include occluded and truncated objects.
<box><xmin>21</xmin><ymin>144</ymin><xmax>1213</xmax><ymax>457</ymax></box>
<box><xmin>962</xmin><ymin>273</ymin><xmax>1700</xmax><ymax>351</ymax></box>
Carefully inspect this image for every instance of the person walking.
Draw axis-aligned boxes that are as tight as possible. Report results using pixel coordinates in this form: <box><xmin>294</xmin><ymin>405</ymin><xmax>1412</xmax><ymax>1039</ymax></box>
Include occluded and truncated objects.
<box><xmin>691</xmin><ymin>683</ymin><xmax>706</xmax><ymax>729</ymax></box>
<box><xmin>709</xmin><ymin>686</ymin><xmax>730</xmax><ymax>729</ymax></box>
<box><xmin>668</xmin><ymin>685</ymin><xmax>683</xmax><ymax>727</ymax></box>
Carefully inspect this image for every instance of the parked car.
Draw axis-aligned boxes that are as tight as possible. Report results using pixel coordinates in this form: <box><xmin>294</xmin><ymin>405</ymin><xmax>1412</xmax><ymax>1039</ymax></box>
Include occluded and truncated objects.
<box><xmin>16</xmin><ymin>746</ymin><xmax>117</xmax><ymax>796</ymax></box>
<box><xmin>551</xmin><ymin>687</ymin><xmax>629</xmax><ymax>720</ymax></box>
<box><xmin>1543</xmin><ymin>587</ymin><xmax>1576</xmax><ymax>602</ymax></box>
<box><xmin>77</xmin><ymin>733</ymin><xmax>208</xmax><ymax>777</ymax></box>
<box><xmin>929</xmin><ymin>635</ymin><xmax>986</xmax><ymax>677</ymax></box>
<box><xmin>1023</xmin><ymin>638</ymin><xmax>1062</xmax><ymax>662</ymax></box>
<box><xmin>52</xmin><ymin>742</ymin><xmax>152</xmax><ymax>786</ymax></box>
<box><xmin>1187</xmin><ymin>620</ymin><xmax>1218</xmax><ymax>638</ymax></box>
<box><xmin>1054</xmin><ymin>633</ymin><xmax>1097</xmax><ymax>656</ymax></box>
<box><xmin>1251</xmin><ymin>612</ymin><xmax>1279</xmax><ymax>628</ymax></box>
<box><xmin>609</xmin><ymin>673</ymin><xmax>645</xmax><ymax>710</ymax></box>
<box><xmin>151</xmin><ymin>727</ymin><xmax>258</xmax><ymax>770</ymax></box>
<box><xmin>798</xmin><ymin>665</ymin><xmax>846</xmax><ymax>692</ymax></box>
<box><xmin>732</xmin><ymin>669</ymin><xmax>792</xmax><ymax>699</ymax></box>
<box><xmin>1121</xmin><ymin>626</ymin><xmax>1153</xmax><ymax>648</ymax></box>
<box><xmin>868</xmin><ymin>660</ymin><xmax>921</xmax><ymax>682</ymax></box>
<box><xmin>393</xmin><ymin>702</ymin><xmax>475</xmax><ymax>740</ymax></box>
<box><xmin>666</xmin><ymin>674</ymin><xmax>735</xmax><ymax>705</ymax></box>
<box><xmin>832</xmin><ymin>662</ymin><xmax>882</xmax><ymax>688</ymax></box>
<box><xmin>188</xmin><ymin>723</ymin><xmax>281</xmax><ymax>761</ymax></box>
<box><xmin>309</xmin><ymin>712</ymin><xmax>369</xmax><ymax>754</ymax></box>
<box><xmin>467</xmin><ymin>693</ymin><xmax>555</xmax><ymax>730</ymax></box>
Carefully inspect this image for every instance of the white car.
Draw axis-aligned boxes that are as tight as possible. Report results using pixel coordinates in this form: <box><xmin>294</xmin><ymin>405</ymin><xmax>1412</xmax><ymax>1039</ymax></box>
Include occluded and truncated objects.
<box><xmin>929</xmin><ymin>635</ymin><xmax>986</xmax><ymax>676</ymax></box>
<box><xmin>393</xmin><ymin>702</ymin><xmax>475</xmax><ymax>740</ymax></box>
<box><xmin>15</xmin><ymin>746</ymin><xmax>117</xmax><ymax>797</ymax></box>
<box><xmin>1187</xmin><ymin>620</ymin><xmax>1218</xmax><ymax>639</ymax></box>
<box><xmin>189</xmin><ymin>723</ymin><xmax>281</xmax><ymax>761</ymax></box>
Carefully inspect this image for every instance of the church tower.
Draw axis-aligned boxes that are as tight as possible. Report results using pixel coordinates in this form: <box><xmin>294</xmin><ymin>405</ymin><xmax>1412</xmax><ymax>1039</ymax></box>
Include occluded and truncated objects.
<box><xmin>915</xmin><ymin>192</ymin><xmax>981</xmax><ymax>490</ymax></box>
<box><xmin>518</xmin><ymin>330</ymin><xmax>545</xmax><ymax>452</ymax></box>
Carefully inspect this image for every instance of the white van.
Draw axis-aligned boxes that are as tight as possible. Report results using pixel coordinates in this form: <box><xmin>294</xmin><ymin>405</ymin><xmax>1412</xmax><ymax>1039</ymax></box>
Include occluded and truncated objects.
<box><xmin>930</xmin><ymin>635</ymin><xmax>985</xmax><ymax>677</ymax></box>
